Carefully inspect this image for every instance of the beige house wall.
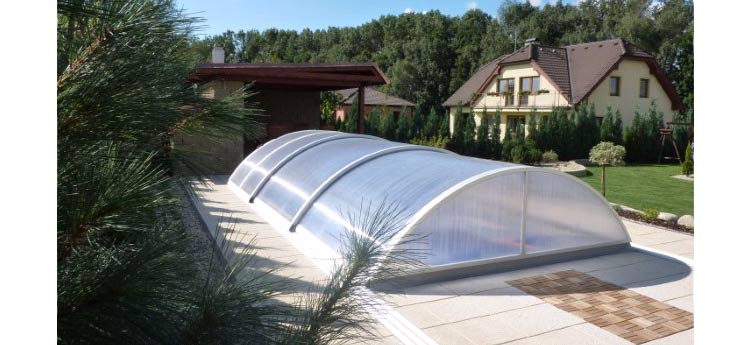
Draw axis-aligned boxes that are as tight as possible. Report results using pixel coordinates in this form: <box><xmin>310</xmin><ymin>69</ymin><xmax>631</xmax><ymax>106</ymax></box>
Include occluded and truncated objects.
<box><xmin>585</xmin><ymin>58</ymin><xmax>675</xmax><ymax>126</ymax></box>
<box><xmin>450</xmin><ymin>63</ymin><xmax>564</xmax><ymax>141</ymax></box>
<box><xmin>475</xmin><ymin>64</ymin><xmax>570</xmax><ymax>109</ymax></box>
<box><xmin>449</xmin><ymin>60</ymin><xmax>677</xmax><ymax>142</ymax></box>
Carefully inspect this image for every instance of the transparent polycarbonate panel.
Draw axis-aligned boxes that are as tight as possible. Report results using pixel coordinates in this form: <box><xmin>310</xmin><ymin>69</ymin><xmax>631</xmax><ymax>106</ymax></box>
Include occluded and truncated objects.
<box><xmin>298</xmin><ymin>150</ymin><xmax>506</xmax><ymax>251</ymax></box>
<box><xmin>246</xmin><ymin>130</ymin><xmax>318</xmax><ymax>164</ymax></box>
<box><xmin>239</xmin><ymin>131</ymin><xmax>339</xmax><ymax>195</ymax></box>
<box><xmin>257</xmin><ymin>138</ymin><xmax>398</xmax><ymax>220</ymax></box>
<box><xmin>524</xmin><ymin>171</ymin><xmax>628</xmax><ymax>254</ymax></box>
<box><xmin>229</xmin><ymin>130</ymin><xmax>318</xmax><ymax>186</ymax></box>
<box><xmin>229</xmin><ymin>162</ymin><xmax>253</xmax><ymax>187</ymax></box>
<box><xmin>408</xmin><ymin>173</ymin><xmax>525</xmax><ymax>266</ymax></box>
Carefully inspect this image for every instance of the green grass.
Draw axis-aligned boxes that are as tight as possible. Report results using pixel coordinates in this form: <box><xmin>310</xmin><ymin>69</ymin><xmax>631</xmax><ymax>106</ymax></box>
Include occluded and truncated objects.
<box><xmin>578</xmin><ymin>164</ymin><xmax>694</xmax><ymax>216</ymax></box>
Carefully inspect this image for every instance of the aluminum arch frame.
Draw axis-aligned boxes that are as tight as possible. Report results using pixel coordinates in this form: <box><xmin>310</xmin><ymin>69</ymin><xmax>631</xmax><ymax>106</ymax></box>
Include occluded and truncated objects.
<box><xmin>385</xmin><ymin>166</ymin><xmax>631</xmax><ymax>277</ymax></box>
<box><xmin>233</xmin><ymin>130</ymin><xmax>326</xmax><ymax>190</ymax></box>
<box><xmin>287</xmin><ymin>144</ymin><xmax>455</xmax><ymax>232</ymax></box>
<box><xmin>247</xmin><ymin>132</ymin><xmax>387</xmax><ymax>202</ymax></box>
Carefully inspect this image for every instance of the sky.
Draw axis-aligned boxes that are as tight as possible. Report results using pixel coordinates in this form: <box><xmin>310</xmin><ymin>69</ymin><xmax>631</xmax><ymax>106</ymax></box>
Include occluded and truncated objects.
<box><xmin>178</xmin><ymin>0</ymin><xmax>580</xmax><ymax>37</ymax></box>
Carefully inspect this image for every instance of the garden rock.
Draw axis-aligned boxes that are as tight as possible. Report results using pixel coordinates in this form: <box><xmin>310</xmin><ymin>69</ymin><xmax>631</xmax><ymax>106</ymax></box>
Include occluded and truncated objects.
<box><xmin>677</xmin><ymin>215</ymin><xmax>694</xmax><ymax>229</ymax></box>
<box><xmin>657</xmin><ymin>212</ymin><xmax>679</xmax><ymax>223</ymax></box>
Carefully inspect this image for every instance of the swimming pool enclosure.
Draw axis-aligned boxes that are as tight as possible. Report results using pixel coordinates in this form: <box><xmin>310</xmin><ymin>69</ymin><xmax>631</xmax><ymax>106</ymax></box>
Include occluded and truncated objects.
<box><xmin>228</xmin><ymin>130</ymin><xmax>630</xmax><ymax>276</ymax></box>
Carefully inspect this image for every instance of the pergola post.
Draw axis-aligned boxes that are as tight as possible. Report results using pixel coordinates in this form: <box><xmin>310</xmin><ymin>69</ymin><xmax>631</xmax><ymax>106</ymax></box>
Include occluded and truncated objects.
<box><xmin>358</xmin><ymin>85</ymin><xmax>365</xmax><ymax>134</ymax></box>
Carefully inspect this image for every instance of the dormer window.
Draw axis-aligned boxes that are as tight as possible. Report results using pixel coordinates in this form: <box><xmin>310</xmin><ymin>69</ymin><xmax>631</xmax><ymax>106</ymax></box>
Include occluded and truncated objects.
<box><xmin>610</xmin><ymin>76</ymin><xmax>620</xmax><ymax>96</ymax></box>
<box><xmin>497</xmin><ymin>78</ymin><xmax>515</xmax><ymax>106</ymax></box>
<box><xmin>520</xmin><ymin>76</ymin><xmax>540</xmax><ymax>105</ymax></box>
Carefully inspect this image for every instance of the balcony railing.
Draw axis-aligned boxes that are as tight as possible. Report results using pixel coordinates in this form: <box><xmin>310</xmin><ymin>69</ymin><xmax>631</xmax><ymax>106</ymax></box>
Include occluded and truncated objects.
<box><xmin>482</xmin><ymin>90</ymin><xmax>569</xmax><ymax>109</ymax></box>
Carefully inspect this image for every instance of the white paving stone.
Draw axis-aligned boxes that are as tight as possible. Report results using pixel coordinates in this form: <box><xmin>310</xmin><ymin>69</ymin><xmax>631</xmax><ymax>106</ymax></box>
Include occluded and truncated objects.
<box><xmin>381</xmin><ymin>282</ymin><xmax>456</xmax><ymax>307</ymax></box>
<box><xmin>589</xmin><ymin>257</ymin><xmax>691</xmax><ymax>286</ymax></box>
<box><xmin>504</xmin><ymin>323</ymin><xmax>632</xmax><ymax>345</ymax></box>
<box><xmin>453</xmin><ymin>303</ymin><xmax>584</xmax><ymax>344</ymax></box>
<box><xmin>595</xmin><ymin>251</ymin><xmax>660</xmax><ymax>266</ymax></box>
<box><xmin>626</xmin><ymin>271</ymin><xmax>693</xmax><ymax>302</ymax></box>
<box><xmin>664</xmin><ymin>295</ymin><xmax>693</xmax><ymax>313</ymax></box>
<box><xmin>396</xmin><ymin>286</ymin><xmax>544</xmax><ymax>328</ymax></box>
<box><xmin>190</xmin><ymin>176</ymin><xmax>694</xmax><ymax>345</ymax></box>
<box><xmin>643</xmin><ymin>329</ymin><xmax>694</xmax><ymax>345</ymax></box>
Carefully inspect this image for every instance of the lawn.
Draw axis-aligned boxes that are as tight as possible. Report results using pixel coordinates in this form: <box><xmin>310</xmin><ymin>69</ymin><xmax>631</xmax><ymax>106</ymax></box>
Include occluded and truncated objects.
<box><xmin>578</xmin><ymin>164</ymin><xmax>694</xmax><ymax>216</ymax></box>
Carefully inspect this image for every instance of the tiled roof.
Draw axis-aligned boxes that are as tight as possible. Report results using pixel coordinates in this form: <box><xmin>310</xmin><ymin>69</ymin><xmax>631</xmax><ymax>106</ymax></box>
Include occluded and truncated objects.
<box><xmin>444</xmin><ymin>38</ymin><xmax>682</xmax><ymax>109</ymax></box>
<box><xmin>336</xmin><ymin>87</ymin><xmax>415</xmax><ymax>107</ymax></box>
<box><xmin>564</xmin><ymin>39</ymin><xmax>639</xmax><ymax>104</ymax></box>
<box><xmin>531</xmin><ymin>45</ymin><xmax>571</xmax><ymax>101</ymax></box>
<box><xmin>442</xmin><ymin>56</ymin><xmax>505</xmax><ymax>106</ymax></box>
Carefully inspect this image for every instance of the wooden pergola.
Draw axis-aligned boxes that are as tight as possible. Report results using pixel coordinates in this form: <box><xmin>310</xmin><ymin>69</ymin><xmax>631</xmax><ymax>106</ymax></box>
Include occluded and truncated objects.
<box><xmin>191</xmin><ymin>63</ymin><xmax>390</xmax><ymax>133</ymax></box>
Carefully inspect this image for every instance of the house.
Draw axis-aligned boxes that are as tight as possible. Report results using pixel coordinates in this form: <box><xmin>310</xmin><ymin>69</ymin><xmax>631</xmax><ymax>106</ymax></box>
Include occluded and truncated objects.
<box><xmin>443</xmin><ymin>38</ymin><xmax>683</xmax><ymax>138</ymax></box>
<box><xmin>334</xmin><ymin>87</ymin><xmax>415</xmax><ymax>121</ymax></box>
<box><xmin>177</xmin><ymin>47</ymin><xmax>389</xmax><ymax>173</ymax></box>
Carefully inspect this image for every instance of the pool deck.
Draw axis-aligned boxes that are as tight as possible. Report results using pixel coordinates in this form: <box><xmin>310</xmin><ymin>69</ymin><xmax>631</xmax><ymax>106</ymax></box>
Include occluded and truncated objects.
<box><xmin>188</xmin><ymin>175</ymin><xmax>693</xmax><ymax>345</ymax></box>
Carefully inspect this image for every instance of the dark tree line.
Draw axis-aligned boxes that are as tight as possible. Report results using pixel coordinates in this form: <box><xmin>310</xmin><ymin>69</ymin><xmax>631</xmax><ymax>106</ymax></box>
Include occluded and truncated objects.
<box><xmin>193</xmin><ymin>0</ymin><xmax>694</xmax><ymax>117</ymax></box>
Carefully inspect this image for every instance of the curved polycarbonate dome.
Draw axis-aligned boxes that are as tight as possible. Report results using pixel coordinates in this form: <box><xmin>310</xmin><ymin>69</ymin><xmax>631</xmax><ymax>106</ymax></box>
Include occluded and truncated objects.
<box><xmin>229</xmin><ymin>130</ymin><xmax>630</xmax><ymax>272</ymax></box>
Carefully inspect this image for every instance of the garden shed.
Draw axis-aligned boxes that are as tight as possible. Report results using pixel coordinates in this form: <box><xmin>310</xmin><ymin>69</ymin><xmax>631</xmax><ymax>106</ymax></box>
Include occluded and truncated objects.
<box><xmin>228</xmin><ymin>130</ymin><xmax>631</xmax><ymax>281</ymax></box>
<box><xmin>175</xmin><ymin>48</ymin><xmax>389</xmax><ymax>174</ymax></box>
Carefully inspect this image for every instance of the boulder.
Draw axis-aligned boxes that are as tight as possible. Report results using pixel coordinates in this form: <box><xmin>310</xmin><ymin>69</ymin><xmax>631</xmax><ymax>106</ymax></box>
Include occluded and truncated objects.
<box><xmin>657</xmin><ymin>212</ymin><xmax>679</xmax><ymax>223</ymax></box>
<box><xmin>677</xmin><ymin>215</ymin><xmax>694</xmax><ymax>229</ymax></box>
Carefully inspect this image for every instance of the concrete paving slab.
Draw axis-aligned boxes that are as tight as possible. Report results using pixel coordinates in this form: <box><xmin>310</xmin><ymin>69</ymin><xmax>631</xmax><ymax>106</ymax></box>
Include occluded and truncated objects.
<box><xmin>633</xmin><ymin>232</ymin><xmax>691</xmax><ymax>246</ymax></box>
<box><xmin>643</xmin><ymin>328</ymin><xmax>693</xmax><ymax>345</ymax></box>
<box><xmin>453</xmin><ymin>303</ymin><xmax>584</xmax><ymax>344</ymax></box>
<box><xmin>189</xmin><ymin>176</ymin><xmax>694</xmax><ymax>345</ymax></box>
<box><xmin>424</xmin><ymin>318</ymin><xmax>527</xmax><ymax>345</ymax></box>
<box><xmin>595</xmin><ymin>251</ymin><xmax>659</xmax><ymax>266</ymax></box>
<box><xmin>588</xmin><ymin>257</ymin><xmax>691</xmax><ymax>286</ymax></box>
<box><xmin>504</xmin><ymin>323</ymin><xmax>632</xmax><ymax>345</ymax></box>
<box><xmin>381</xmin><ymin>282</ymin><xmax>456</xmax><ymax>307</ymax></box>
<box><xmin>626</xmin><ymin>271</ymin><xmax>694</xmax><ymax>302</ymax></box>
<box><xmin>624</xmin><ymin>220</ymin><xmax>662</xmax><ymax>236</ymax></box>
<box><xmin>647</xmin><ymin>241</ymin><xmax>694</xmax><ymax>257</ymax></box>
<box><xmin>624</xmin><ymin>219</ymin><xmax>693</xmax><ymax>259</ymax></box>
<box><xmin>664</xmin><ymin>295</ymin><xmax>693</xmax><ymax>313</ymax></box>
<box><xmin>421</xmin><ymin>323</ymin><xmax>482</xmax><ymax>345</ymax></box>
<box><xmin>437</xmin><ymin>272</ymin><xmax>512</xmax><ymax>295</ymax></box>
<box><xmin>396</xmin><ymin>286</ymin><xmax>544</xmax><ymax>328</ymax></box>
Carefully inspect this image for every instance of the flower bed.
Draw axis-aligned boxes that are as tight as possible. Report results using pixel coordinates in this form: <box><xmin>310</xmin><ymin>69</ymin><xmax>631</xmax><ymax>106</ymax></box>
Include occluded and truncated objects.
<box><xmin>616</xmin><ymin>209</ymin><xmax>693</xmax><ymax>234</ymax></box>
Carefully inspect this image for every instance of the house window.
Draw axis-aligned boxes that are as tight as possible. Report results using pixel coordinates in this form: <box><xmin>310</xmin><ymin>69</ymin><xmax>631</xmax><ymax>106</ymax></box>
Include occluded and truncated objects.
<box><xmin>393</xmin><ymin>111</ymin><xmax>401</xmax><ymax>122</ymax></box>
<box><xmin>639</xmin><ymin>79</ymin><xmax>649</xmax><ymax>98</ymax></box>
<box><xmin>520</xmin><ymin>76</ymin><xmax>540</xmax><ymax>105</ymax></box>
<box><xmin>507</xmin><ymin>116</ymin><xmax>526</xmax><ymax>137</ymax></box>
<box><xmin>497</xmin><ymin>78</ymin><xmax>515</xmax><ymax>106</ymax></box>
<box><xmin>610</xmin><ymin>76</ymin><xmax>620</xmax><ymax>96</ymax></box>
